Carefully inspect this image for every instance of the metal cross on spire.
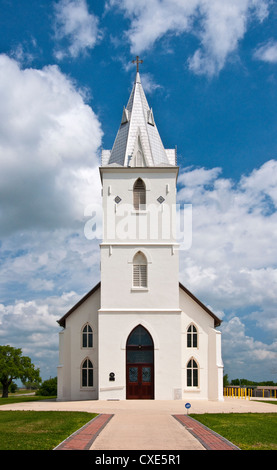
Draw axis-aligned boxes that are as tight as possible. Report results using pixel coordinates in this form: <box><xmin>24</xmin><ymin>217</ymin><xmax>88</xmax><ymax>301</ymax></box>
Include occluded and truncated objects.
<box><xmin>132</xmin><ymin>56</ymin><xmax>143</xmax><ymax>73</ymax></box>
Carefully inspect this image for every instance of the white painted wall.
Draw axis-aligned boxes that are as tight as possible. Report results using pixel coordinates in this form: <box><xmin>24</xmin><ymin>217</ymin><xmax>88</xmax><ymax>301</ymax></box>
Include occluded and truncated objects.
<box><xmin>100</xmin><ymin>167</ymin><xmax>179</xmax><ymax>312</ymax></box>
<box><xmin>58</xmin><ymin>284</ymin><xmax>223</xmax><ymax>401</ymax></box>
<box><xmin>180</xmin><ymin>287</ymin><xmax>224</xmax><ymax>400</ymax></box>
<box><xmin>100</xmin><ymin>244</ymin><xmax>179</xmax><ymax>310</ymax></box>
<box><xmin>98</xmin><ymin>310</ymin><xmax>182</xmax><ymax>400</ymax></box>
<box><xmin>57</xmin><ymin>288</ymin><xmax>100</xmax><ymax>401</ymax></box>
<box><xmin>100</xmin><ymin>167</ymin><xmax>178</xmax><ymax>244</ymax></box>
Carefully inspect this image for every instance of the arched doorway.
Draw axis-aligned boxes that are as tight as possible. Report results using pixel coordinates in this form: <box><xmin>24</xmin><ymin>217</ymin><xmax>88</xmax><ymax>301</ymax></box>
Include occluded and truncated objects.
<box><xmin>126</xmin><ymin>325</ymin><xmax>154</xmax><ymax>399</ymax></box>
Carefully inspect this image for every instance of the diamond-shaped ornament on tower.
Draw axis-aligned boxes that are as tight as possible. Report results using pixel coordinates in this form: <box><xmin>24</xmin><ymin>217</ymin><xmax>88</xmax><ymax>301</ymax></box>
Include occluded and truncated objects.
<box><xmin>157</xmin><ymin>196</ymin><xmax>165</xmax><ymax>204</ymax></box>
<box><xmin>114</xmin><ymin>196</ymin><xmax>122</xmax><ymax>204</ymax></box>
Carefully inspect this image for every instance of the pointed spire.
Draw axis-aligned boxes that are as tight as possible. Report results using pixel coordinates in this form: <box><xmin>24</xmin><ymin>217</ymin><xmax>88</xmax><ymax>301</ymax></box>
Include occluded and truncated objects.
<box><xmin>103</xmin><ymin>63</ymin><xmax>176</xmax><ymax>167</ymax></box>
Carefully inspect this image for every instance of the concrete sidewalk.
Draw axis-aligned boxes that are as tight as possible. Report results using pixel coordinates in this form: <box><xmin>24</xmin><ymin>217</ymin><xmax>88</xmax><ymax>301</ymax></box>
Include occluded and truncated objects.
<box><xmin>89</xmin><ymin>410</ymin><xmax>205</xmax><ymax>450</ymax></box>
<box><xmin>1</xmin><ymin>398</ymin><xmax>276</xmax><ymax>450</ymax></box>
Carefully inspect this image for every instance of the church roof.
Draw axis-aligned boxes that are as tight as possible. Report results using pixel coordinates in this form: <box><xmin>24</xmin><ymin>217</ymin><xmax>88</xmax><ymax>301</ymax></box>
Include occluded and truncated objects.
<box><xmin>101</xmin><ymin>72</ymin><xmax>176</xmax><ymax>167</ymax></box>
<box><xmin>57</xmin><ymin>282</ymin><xmax>221</xmax><ymax>328</ymax></box>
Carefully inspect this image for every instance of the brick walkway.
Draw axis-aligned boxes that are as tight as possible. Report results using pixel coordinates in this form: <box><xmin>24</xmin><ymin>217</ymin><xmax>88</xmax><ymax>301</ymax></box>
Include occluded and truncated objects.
<box><xmin>54</xmin><ymin>412</ymin><xmax>240</xmax><ymax>451</ymax></box>
<box><xmin>173</xmin><ymin>415</ymin><xmax>240</xmax><ymax>450</ymax></box>
<box><xmin>54</xmin><ymin>414</ymin><xmax>114</xmax><ymax>450</ymax></box>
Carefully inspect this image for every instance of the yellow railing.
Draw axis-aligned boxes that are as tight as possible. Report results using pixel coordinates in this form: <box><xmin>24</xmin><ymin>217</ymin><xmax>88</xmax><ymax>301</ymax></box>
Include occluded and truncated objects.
<box><xmin>224</xmin><ymin>387</ymin><xmax>277</xmax><ymax>399</ymax></box>
<box><xmin>224</xmin><ymin>387</ymin><xmax>252</xmax><ymax>399</ymax></box>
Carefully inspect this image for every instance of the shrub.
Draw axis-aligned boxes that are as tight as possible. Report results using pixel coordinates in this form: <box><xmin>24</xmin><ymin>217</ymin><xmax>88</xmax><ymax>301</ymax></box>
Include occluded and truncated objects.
<box><xmin>36</xmin><ymin>377</ymin><xmax>57</xmax><ymax>396</ymax></box>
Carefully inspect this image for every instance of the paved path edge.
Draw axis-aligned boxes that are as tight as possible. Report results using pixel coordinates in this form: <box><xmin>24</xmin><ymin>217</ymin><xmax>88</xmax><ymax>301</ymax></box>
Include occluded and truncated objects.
<box><xmin>173</xmin><ymin>415</ymin><xmax>240</xmax><ymax>451</ymax></box>
<box><xmin>53</xmin><ymin>414</ymin><xmax>114</xmax><ymax>451</ymax></box>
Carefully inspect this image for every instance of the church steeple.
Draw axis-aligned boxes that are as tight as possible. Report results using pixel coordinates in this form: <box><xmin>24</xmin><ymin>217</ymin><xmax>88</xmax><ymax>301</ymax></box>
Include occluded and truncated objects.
<box><xmin>101</xmin><ymin>62</ymin><xmax>176</xmax><ymax>167</ymax></box>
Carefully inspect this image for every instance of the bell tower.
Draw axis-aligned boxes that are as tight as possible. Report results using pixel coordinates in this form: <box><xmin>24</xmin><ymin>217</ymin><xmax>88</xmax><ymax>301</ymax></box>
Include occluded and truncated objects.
<box><xmin>98</xmin><ymin>60</ymin><xmax>182</xmax><ymax>399</ymax></box>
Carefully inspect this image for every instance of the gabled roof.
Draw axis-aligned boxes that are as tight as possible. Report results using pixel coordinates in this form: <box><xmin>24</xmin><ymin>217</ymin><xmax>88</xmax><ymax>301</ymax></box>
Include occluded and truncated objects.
<box><xmin>57</xmin><ymin>281</ymin><xmax>221</xmax><ymax>328</ymax></box>
<box><xmin>102</xmin><ymin>72</ymin><xmax>176</xmax><ymax>167</ymax></box>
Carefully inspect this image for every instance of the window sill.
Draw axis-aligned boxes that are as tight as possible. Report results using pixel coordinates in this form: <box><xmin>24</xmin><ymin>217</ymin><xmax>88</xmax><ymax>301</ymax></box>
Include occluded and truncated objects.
<box><xmin>131</xmin><ymin>210</ymin><xmax>148</xmax><ymax>215</ymax></box>
<box><xmin>131</xmin><ymin>287</ymin><xmax>148</xmax><ymax>292</ymax></box>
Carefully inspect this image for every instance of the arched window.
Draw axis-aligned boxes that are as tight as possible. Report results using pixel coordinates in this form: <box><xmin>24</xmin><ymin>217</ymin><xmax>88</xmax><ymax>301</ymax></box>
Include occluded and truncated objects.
<box><xmin>133</xmin><ymin>251</ymin><xmax>147</xmax><ymax>288</ymax></box>
<box><xmin>126</xmin><ymin>325</ymin><xmax>154</xmax><ymax>364</ymax></box>
<box><xmin>187</xmin><ymin>324</ymin><xmax>198</xmax><ymax>348</ymax></box>
<box><xmin>187</xmin><ymin>359</ymin><xmax>198</xmax><ymax>387</ymax></box>
<box><xmin>81</xmin><ymin>359</ymin><xmax>93</xmax><ymax>387</ymax></box>
<box><xmin>133</xmin><ymin>178</ymin><xmax>146</xmax><ymax>210</ymax></box>
<box><xmin>82</xmin><ymin>324</ymin><xmax>93</xmax><ymax>348</ymax></box>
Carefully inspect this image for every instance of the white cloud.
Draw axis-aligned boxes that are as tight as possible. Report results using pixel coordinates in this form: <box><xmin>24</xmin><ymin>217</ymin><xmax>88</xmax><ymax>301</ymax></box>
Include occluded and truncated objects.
<box><xmin>0</xmin><ymin>228</ymin><xmax>101</xmax><ymax>379</ymax></box>
<box><xmin>107</xmin><ymin>0</ymin><xmax>271</xmax><ymax>76</ymax></box>
<box><xmin>0</xmin><ymin>53</ymin><xmax>102</xmax><ymax>377</ymax></box>
<box><xmin>177</xmin><ymin>160</ymin><xmax>277</xmax><ymax>379</ymax></box>
<box><xmin>178</xmin><ymin>166</ymin><xmax>222</xmax><ymax>188</ymax></box>
<box><xmin>254</xmin><ymin>39</ymin><xmax>277</xmax><ymax>63</ymax></box>
<box><xmin>10</xmin><ymin>41</ymin><xmax>37</xmax><ymax>65</ymax></box>
<box><xmin>0</xmin><ymin>54</ymin><xmax>103</xmax><ymax>235</ymax></box>
<box><xmin>53</xmin><ymin>0</ymin><xmax>101</xmax><ymax>60</ymax></box>
<box><xmin>0</xmin><ymin>54</ymin><xmax>103</xmax><ymax>379</ymax></box>
<box><xmin>187</xmin><ymin>0</ymin><xmax>270</xmax><ymax>76</ymax></box>
<box><xmin>220</xmin><ymin>316</ymin><xmax>277</xmax><ymax>380</ymax></box>
<box><xmin>0</xmin><ymin>228</ymin><xmax>101</xmax><ymax>301</ymax></box>
<box><xmin>0</xmin><ymin>292</ymin><xmax>82</xmax><ymax>380</ymax></box>
<box><xmin>178</xmin><ymin>160</ymin><xmax>277</xmax><ymax>308</ymax></box>
<box><xmin>140</xmin><ymin>73</ymin><xmax>163</xmax><ymax>94</ymax></box>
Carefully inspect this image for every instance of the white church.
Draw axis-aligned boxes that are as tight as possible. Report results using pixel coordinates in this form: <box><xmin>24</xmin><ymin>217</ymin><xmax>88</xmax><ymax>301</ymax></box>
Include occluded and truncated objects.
<box><xmin>57</xmin><ymin>61</ymin><xmax>224</xmax><ymax>401</ymax></box>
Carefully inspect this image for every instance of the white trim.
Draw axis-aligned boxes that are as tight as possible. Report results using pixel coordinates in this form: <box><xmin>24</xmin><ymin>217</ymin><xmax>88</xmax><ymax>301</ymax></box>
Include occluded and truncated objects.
<box><xmin>100</xmin><ymin>242</ymin><xmax>180</xmax><ymax>246</ymax></box>
<box><xmin>130</xmin><ymin>210</ymin><xmax>148</xmax><ymax>214</ymax></box>
<box><xmin>98</xmin><ymin>308</ymin><xmax>182</xmax><ymax>313</ymax></box>
<box><xmin>100</xmin><ymin>386</ymin><xmax>124</xmax><ymax>391</ymax></box>
<box><xmin>128</xmin><ymin>247</ymin><xmax>152</xmax><ymax>264</ymax></box>
<box><xmin>131</xmin><ymin>287</ymin><xmax>148</xmax><ymax>292</ymax></box>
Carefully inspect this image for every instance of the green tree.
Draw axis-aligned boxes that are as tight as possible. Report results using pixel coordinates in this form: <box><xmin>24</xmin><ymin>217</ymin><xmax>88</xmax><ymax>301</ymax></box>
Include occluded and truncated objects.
<box><xmin>36</xmin><ymin>377</ymin><xmax>57</xmax><ymax>396</ymax></box>
<box><xmin>0</xmin><ymin>345</ymin><xmax>41</xmax><ymax>398</ymax></box>
<box><xmin>223</xmin><ymin>374</ymin><xmax>229</xmax><ymax>387</ymax></box>
<box><xmin>9</xmin><ymin>382</ymin><xmax>18</xmax><ymax>393</ymax></box>
<box><xmin>22</xmin><ymin>379</ymin><xmax>40</xmax><ymax>390</ymax></box>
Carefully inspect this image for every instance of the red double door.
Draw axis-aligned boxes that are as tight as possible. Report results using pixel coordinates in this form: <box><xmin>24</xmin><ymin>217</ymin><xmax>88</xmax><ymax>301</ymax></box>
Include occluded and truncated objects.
<box><xmin>126</xmin><ymin>325</ymin><xmax>154</xmax><ymax>400</ymax></box>
<box><xmin>126</xmin><ymin>364</ymin><xmax>154</xmax><ymax>399</ymax></box>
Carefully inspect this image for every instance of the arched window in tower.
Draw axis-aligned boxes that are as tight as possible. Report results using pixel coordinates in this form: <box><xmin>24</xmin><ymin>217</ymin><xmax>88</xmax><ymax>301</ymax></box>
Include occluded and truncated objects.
<box><xmin>82</xmin><ymin>324</ymin><xmax>93</xmax><ymax>348</ymax></box>
<box><xmin>81</xmin><ymin>358</ymin><xmax>93</xmax><ymax>387</ymax></box>
<box><xmin>133</xmin><ymin>251</ymin><xmax>147</xmax><ymax>288</ymax></box>
<box><xmin>133</xmin><ymin>178</ymin><xmax>146</xmax><ymax>210</ymax></box>
<box><xmin>186</xmin><ymin>358</ymin><xmax>199</xmax><ymax>387</ymax></box>
<box><xmin>187</xmin><ymin>324</ymin><xmax>198</xmax><ymax>348</ymax></box>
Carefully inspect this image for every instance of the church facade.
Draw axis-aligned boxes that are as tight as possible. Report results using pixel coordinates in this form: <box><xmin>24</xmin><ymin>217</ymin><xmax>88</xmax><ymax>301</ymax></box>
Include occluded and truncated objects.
<box><xmin>57</xmin><ymin>67</ymin><xmax>224</xmax><ymax>401</ymax></box>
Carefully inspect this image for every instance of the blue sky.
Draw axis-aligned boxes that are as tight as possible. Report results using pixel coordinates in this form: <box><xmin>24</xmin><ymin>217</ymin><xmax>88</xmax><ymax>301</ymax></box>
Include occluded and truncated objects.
<box><xmin>0</xmin><ymin>0</ymin><xmax>277</xmax><ymax>382</ymax></box>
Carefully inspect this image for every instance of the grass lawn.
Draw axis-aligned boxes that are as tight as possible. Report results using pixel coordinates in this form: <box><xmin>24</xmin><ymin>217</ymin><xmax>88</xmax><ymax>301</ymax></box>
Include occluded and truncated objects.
<box><xmin>191</xmin><ymin>413</ymin><xmax>277</xmax><ymax>450</ymax></box>
<box><xmin>0</xmin><ymin>395</ymin><xmax>56</xmax><ymax>406</ymax></box>
<box><xmin>1</xmin><ymin>395</ymin><xmax>276</xmax><ymax>451</ymax></box>
<box><xmin>0</xmin><ymin>410</ymin><xmax>98</xmax><ymax>450</ymax></box>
